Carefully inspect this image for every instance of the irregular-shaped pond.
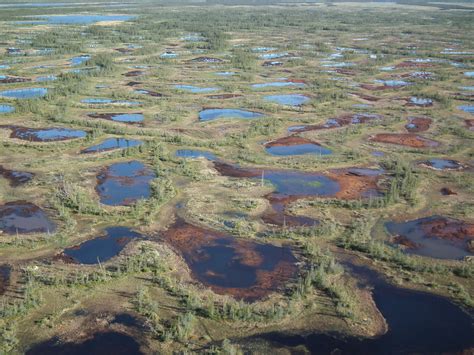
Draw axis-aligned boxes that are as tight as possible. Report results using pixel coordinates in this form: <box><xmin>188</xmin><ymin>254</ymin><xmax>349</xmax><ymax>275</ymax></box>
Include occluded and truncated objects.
<box><xmin>0</xmin><ymin>88</ymin><xmax>47</xmax><ymax>99</ymax></box>
<box><xmin>96</xmin><ymin>161</ymin><xmax>155</xmax><ymax>206</ymax></box>
<box><xmin>175</xmin><ymin>149</ymin><xmax>217</xmax><ymax>161</ymax></box>
<box><xmin>3</xmin><ymin>126</ymin><xmax>86</xmax><ymax>142</ymax></box>
<box><xmin>82</xmin><ymin>138</ymin><xmax>143</xmax><ymax>154</ymax></box>
<box><xmin>162</xmin><ymin>219</ymin><xmax>298</xmax><ymax>300</ymax></box>
<box><xmin>264</xmin><ymin>94</ymin><xmax>309</xmax><ymax>106</ymax></box>
<box><xmin>62</xmin><ymin>227</ymin><xmax>143</xmax><ymax>264</ymax></box>
<box><xmin>386</xmin><ymin>216</ymin><xmax>473</xmax><ymax>259</ymax></box>
<box><xmin>265</xmin><ymin>136</ymin><xmax>332</xmax><ymax>156</ymax></box>
<box><xmin>0</xmin><ymin>201</ymin><xmax>56</xmax><ymax>234</ymax></box>
<box><xmin>199</xmin><ymin>108</ymin><xmax>263</xmax><ymax>121</ymax></box>
<box><xmin>174</xmin><ymin>84</ymin><xmax>219</xmax><ymax>93</ymax></box>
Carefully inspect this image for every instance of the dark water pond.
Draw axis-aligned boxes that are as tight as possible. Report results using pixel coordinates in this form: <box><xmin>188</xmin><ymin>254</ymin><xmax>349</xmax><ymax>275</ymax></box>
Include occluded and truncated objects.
<box><xmin>199</xmin><ymin>108</ymin><xmax>263</xmax><ymax>121</ymax></box>
<box><xmin>82</xmin><ymin>138</ymin><xmax>143</xmax><ymax>153</ymax></box>
<box><xmin>96</xmin><ymin>161</ymin><xmax>155</xmax><ymax>206</ymax></box>
<box><xmin>385</xmin><ymin>215</ymin><xmax>473</xmax><ymax>260</ymax></box>
<box><xmin>264</xmin><ymin>94</ymin><xmax>309</xmax><ymax>106</ymax></box>
<box><xmin>175</xmin><ymin>149</ymin><xmax>217</xmax><ymax>161</ymax></box>
<box><xmin>0</xmin><ymin>88</ymin><xmax>47</xmax><ymax>99</ymax></box>
<box><xmin>26</xmin><ymin>331</ymin><xmax>143</xmax><ymax>355</ymax></box>
<box><xmin>162</xmin><ymin>220</ymin><xmax>297</xmax><ymax>300</ymax></box>
<box><xmin>0</xmin><ymin>166</ymin><xmax>34</xmax><ymax>186</ymax></box>
<box><xmin>0</xmin><ymin>264</ymin><xmax>11</xmax><ymax>295</ymax></box>
<box><xmin>63</xmin><ymin>227</ymin><xmax>143</xmax><ymax>264</ymax></box>
<box><xmin>249</xmin><ymin>262</ymin><xmax>474</xmax><ymax>354</ymax></box>
<box><xmin>0</xmin><ymin>201</ymin><xmax>56</xmax><ymax>234</ymax></box>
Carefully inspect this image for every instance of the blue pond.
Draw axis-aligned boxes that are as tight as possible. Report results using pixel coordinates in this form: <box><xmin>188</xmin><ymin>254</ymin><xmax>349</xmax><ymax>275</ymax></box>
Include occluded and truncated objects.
<box><xmin>70</xmin><ymin>55</ymin><xmax>90</xmax><ymax>66</ymax></box>
<box><xmin>160</xmin><ymin>52</ymin><xmax>178</xmax><ymax>59</ymax></box>
<box><xmin>459</xmin><ymin>86</ymin><xmax>474</xmax><ymax>91</ymax></box>
<box><xmin>252</xmin><ymin>82</ymin><xmax>305</xmax><ymax>89</ymax></box>
<box><xmin>423</xmin><ymin>159</ymin><xmax>462</xmax><ymax>170</ymax></box>
<box><xmin>111</xmin><ymin>113</ymin><xmax>143</xmax><ymax>123</ymax></box>
<box><xmin>63</xmin><ymin>227</ymin><xmax>143</xmax><ymax>264</ymax></box>
<box><xmin>0</xmin><ymin>88</ymin><xmax>47</xmax><ymax>99</ymax></box>
<box><xmin>37</xmin><ymin>15</ymin><xmax>135</xmax><ymax>25</ymax></box>
<box><xmin>0</xmin><ymin>65</ymin><xmax>10</xmax><ymax>70</ymax></box>
<box><xmin>464</xmin><ymin>71</ymin><xmax>474</xmax><ymax>77</ymax></box>
<box><xmin>81</xmin><ymin>98</ymin><xmax>141</xmax><ymax>106</ymax></box>
<box><xmin>0</xmin><ymin>105</ymin><xmax>15</xmax><ymax>113</ymax></box>
<box><xmin>409</xmin><ymin>97</ymin><xmax>433</xmax><ymax>106</ymax></box>
<box><xmin>375</xmin><ymin>80</ymin><xmax>410</xmax><ymax>87</ymax></box>
<box><xmin>266</xmin><ymin>144</ymin><xmax>332</xmax><ymax>156</ymax></box>
<box><xmin>252</xmin><ymin>47</ymin><xmax>277</xmax><ymax>53</ymax></box>
<box><xmin>175</xmin><ymin>149</ymin><xmax>217</xmax><ymax>161</ymax></box>
<box><xmin>12</xmin><ymin>127</ymin><xmax>86</xmax><ymax>142</ymax></box>
<box><xmin>96</xmin><ymin>160</ymin><xmax>155</xmax><ymax>206</ymax></box>
<box><xmin>264</xmin><ymin>94</ymin><xmax>309</xmax><ymax>106</ymax></box>
<box><xmin>458</xmin><ymin>105</ymin><xmax>474</xmax><ymax>114</ymax></box>
<box><xmin>82</xmin><ymin>138</ymin><xmax>143</xmax><ymax>154</ymax></box>
<box><xmin>174</xmin><ymin>85</ymin><xmax>219</xmax><ymax>93</ymax></box>
<box><xmin>215</xmin><ymin>71</ymin><xmax>236</xmax><ymax>76</ymax></box>
<box><xmin>35</xmin><ymin>75</ymin><xmax>57</xmax><ymax>82</ymax></box>
<box><xmin>199</xmin><ymin>108</ymin><xmax>263</xmax><ymax>121</ymax></box>
<box><xmin>259</xmin><ymin>52</ymin><xmax>288</xmax><ymax>60</ymax></box>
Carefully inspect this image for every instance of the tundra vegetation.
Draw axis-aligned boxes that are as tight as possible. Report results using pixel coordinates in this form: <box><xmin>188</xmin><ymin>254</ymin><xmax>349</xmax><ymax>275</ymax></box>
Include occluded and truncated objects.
<box><xmin>0</xmin><ymin>0</ymin><xmax>473</xmax><ymax>353</ymax></box>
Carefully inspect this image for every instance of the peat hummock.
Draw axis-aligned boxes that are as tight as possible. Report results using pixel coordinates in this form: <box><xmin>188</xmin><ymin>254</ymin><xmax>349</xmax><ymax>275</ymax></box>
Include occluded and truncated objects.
<box><xmin>386</xmin><ymin>216</ymin><xmax>474</xmax><ymax>259</ymax></box>
<box><xmin>62</xmin><ymin>227</ymin><xmax>143</xmax><ymax>264</ymax></box>
<box><xmin>87</xmin><ymin>113</ymin><xmax>144</xmax><ymax>124</ymax></box>
<box><xmin>0</xmin><ymin>201</ymin><xmax>56</xmax><ymax>234</ymax></box>
<box><xmin>0</xmin><ymin>165</ymin><xmax>34</xmax><ymax>186</ymax></box>
<box><xmin>370</xmin><ymin>133</ymin><xmax>439</xmax><ymax>148</ymax></box>
<box><xmin>96</xmin><ymin>161</ymin><xmax>155</xmax><ymax>206</ymax></box>
<box><xmin>26</xmin><ymin>331</ymin><xmax>144</xmax><ymax>355</ymax></box>
<box><xmin>1</xmin><ymin>125</ymin><xmax>86</xmax><ymax>142</ymax></box>
<box><xmin>81</xmin><ymin>138</ymin><xmax>143</xmax><ymax>154</ymax></box>
<box><xmin>264</xmin><ymin>136</ymin><xmax>332</xmax><ymax>156</ymax></box>
<box><xmin>161</xmin><ymin>219</ymin><xmax>298</xmax><ymax>301</ymax></box>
